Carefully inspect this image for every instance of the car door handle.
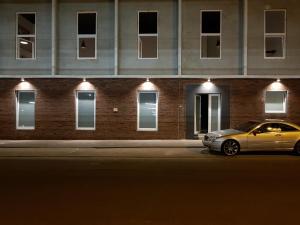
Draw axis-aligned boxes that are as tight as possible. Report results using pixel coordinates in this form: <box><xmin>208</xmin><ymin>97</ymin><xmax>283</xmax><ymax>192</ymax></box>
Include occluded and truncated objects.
<box><xmin>275</xmin><ymin>134</ymin><xmax>282</xmax><ymax>137</ymax></box>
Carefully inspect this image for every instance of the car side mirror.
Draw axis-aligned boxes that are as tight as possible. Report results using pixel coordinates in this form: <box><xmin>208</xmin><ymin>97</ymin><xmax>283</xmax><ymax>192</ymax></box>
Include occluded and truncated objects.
<box><xmin>252</xmin><ymin>130</ymin><xmax>260</xmax><ymax>136</ymax></box>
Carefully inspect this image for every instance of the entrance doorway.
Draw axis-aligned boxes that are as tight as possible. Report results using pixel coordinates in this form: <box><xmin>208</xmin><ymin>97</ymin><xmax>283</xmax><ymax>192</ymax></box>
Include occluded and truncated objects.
<box><xmin>194</xmin><ymin>94</ymin><xmax>221</xmax><ymax>134</ymax></box>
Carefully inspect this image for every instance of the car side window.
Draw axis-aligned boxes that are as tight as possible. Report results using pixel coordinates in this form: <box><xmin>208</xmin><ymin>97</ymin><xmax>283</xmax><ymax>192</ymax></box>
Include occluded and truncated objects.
<box><xmin>278</xmin><ymin>123</ymin><xmax>298</xmax><ymax>132</ymax></box>
<box><xmin>256</xmin><ymin>124</ymin><xmax>273</xmax><ymax>133</ymax></box>
<box><xmin>256</xmin><ymin>123</ymin><xmax>281</xmax><ymax>133</ymax></box>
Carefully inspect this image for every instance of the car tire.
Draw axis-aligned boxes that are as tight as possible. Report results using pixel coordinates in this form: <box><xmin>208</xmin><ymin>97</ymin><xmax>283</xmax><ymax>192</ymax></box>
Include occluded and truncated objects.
<box><xmin>294</xmin><ymin>141</ymin><xmax>300</xmax><ymax>155</ymax></box>
<box><xmin>222</xmin><ymin>140</ymin><xmax>240</xmax><ymax>156</ymax></box>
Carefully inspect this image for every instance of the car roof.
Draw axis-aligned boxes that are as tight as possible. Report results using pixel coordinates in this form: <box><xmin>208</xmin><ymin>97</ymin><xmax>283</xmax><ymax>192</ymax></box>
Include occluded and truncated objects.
<box><xmin>260</xmin><ymin>120</ymin><xmax>300</xmax><ymax>130</ymax></box>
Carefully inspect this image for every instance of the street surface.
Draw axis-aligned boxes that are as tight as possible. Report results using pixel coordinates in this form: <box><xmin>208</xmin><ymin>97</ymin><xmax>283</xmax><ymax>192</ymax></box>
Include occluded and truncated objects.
<box><xmin>0</xmin><ymin>148</ymin><xmax>299</xmax><ymax>225</ymax></box>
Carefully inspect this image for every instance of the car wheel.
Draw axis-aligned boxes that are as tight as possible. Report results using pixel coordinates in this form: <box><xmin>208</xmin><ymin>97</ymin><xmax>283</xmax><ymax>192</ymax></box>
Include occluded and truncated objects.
<box><xmin>222</xmin><ymin>140</ymin><xmax>240</xmax><ymax>156</ymax></box>
<box><xmin>294</xmin><ymin>141</ymin><xmax>300</xmax><ymax>155</ymax></box>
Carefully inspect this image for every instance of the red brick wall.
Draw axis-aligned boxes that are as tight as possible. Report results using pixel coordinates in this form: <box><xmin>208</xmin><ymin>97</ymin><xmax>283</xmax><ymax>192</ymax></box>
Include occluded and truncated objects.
<box><xmin>0</xmin><ymin>79</ymin><xmax>181</xmax><ymax>140</ymax></box>
<box><xmin>0</xmin><ymin>78</ymin><xmax>300</xmax><ymax>140</ymax></box>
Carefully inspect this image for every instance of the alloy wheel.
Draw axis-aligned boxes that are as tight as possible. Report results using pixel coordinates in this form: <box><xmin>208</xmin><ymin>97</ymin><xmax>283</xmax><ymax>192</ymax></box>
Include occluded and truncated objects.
<box><xmin>222</xmin><ymin>140</ymin><xmax>240</xmax><ymax>156</ymax></box>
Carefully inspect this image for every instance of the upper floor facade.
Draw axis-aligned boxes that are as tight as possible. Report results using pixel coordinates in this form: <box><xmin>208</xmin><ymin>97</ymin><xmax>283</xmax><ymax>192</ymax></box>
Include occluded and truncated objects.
<box><xmin>0</xmin><ymin>0</ymin><xmax>299</xmax><ymax>77</ymax></box>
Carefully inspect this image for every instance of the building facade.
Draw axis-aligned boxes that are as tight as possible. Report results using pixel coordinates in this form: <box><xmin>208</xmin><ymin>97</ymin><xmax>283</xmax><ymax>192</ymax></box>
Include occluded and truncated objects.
<box><xmin>0</xmin><ymin>0</ymin><xmax>300</xmax><ymax>140</ymax></box>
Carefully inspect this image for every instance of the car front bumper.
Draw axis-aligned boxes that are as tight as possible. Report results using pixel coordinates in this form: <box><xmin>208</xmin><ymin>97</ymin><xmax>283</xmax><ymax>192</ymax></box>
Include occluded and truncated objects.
<box><xmin>202</xmin><ymin>140</ymin><xmax>223</xmax><ymax>152</ymax></box>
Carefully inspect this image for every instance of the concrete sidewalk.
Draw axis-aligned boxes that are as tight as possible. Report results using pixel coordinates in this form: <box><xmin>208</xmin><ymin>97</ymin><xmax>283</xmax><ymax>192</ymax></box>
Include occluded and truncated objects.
<box><xmin>0</xmin><ymin>140</ymin><xmax>203</xmax><ymax>148</ymax></box>
<box><xmin>0</xmin><ymin>140</ymin><xmax>207</xmax><ymax>158</ymax></box>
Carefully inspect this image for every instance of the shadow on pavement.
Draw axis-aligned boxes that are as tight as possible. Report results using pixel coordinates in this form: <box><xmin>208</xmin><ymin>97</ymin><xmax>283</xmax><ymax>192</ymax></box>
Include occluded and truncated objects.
<box><xmin>239</xmin><ymin>151</ymin><xmax>296</xmax><ymax>156</ymax></box>
<box><xmin>205</xmin><ymin>148</ymin><xmax>298</xmax><ymax>156</ymax></box>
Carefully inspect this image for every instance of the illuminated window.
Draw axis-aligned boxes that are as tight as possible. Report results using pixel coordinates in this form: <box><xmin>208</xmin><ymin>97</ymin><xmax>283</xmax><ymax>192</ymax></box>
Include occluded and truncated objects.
<box><xmin>77</xmin><ymin>12</ymin><xmax>97</xmax><ymax>59</ymax></box>
<box><xmin>138</xmin><ymin>11</ymin><xmax>158</xmax><ymax>59</ymax></box>
<box><xmin>264</xmin><ymin>10</ymin><xmax>286</xmax><ymax>58</ymax></box>
<box><xmin>137</xmin><ymin>91</ymin><xmax>158</xmax><ymax>131</ymax></box>
<box><xmin>265</xmin><ymin>91</ymin><xmax>287</xmax><ymax>113</ymax></box>
<box><xmin>16</xmin><ymin>91</ymin><xmax>35</xmax><ymax>129</ymax></box>
<box><xmin>76</xmin><ymin>91</ymin><xmax>96</xmax><ymax>130</ymax></box>
<box><xmin>200</xmin><ymin>10</ymin><xmax>221</xmax><ymax>59</ymax></box>
<box><xmin>16</xmin><ymin>13</ymin><xmax>36</xmax><ymax>59</ymax></box>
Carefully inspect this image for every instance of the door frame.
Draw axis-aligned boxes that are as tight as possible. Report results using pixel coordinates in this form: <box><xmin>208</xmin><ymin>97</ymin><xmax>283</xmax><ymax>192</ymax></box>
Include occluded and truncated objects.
<box><xmin>194</xmin><ymin>95</ymin><xmax>201</xmax><ymax>134</ymax></box>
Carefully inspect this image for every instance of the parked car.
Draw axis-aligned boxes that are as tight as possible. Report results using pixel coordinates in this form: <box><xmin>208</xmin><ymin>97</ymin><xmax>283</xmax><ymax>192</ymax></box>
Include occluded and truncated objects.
<box><xmin>203</xmin><ymin>120</ymin><xmax>300</xmax><ymax>156</ymax></box>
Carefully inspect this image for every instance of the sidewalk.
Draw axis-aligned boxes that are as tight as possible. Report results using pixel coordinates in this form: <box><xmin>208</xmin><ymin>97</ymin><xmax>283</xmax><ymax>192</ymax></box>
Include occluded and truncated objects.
<box><xmin>0</xmin><ymin>140</ymin><xmax>207</xmax><ymax>158</ymax></box>
<box><xmin>0</xmin><ymin>140</ymin><xmax>203</xmax><ymax>148</ymax></box>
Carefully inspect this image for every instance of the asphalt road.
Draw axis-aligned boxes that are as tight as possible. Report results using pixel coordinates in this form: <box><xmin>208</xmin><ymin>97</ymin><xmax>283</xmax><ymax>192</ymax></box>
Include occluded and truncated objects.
<box><xmin>0</xmin><ymin>148</ymin><xmax>299</xmax><ymax>225</ymax></box>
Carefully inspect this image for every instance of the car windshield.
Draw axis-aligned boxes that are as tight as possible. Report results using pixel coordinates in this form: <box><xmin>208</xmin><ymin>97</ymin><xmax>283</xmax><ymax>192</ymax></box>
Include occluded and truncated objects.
<box><xmin>235</xmin><ymin>121</ymin><xmax>260</xmax><ymax>132</ymax></box>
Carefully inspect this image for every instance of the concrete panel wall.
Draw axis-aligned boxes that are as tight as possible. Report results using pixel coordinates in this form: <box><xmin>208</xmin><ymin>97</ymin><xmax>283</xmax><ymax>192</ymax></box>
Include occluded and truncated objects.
<box><xmin>0</xmin><ymin>0</ymin><xmax>51</xmax><ymax>75</ymax></box>
<box><xmin>182</xmin><ymin>0</ymin><xmax>242</xmax><ymax>75</ymax></box>
<box><xmin>0</xmin><ymin>0</ymin><xmax>300</xmax><ymax>76</ymax></box>
<box><xmin>248</xmin><ymin>0</ymin><xmax>300</xmax><ymax>75</ymax></box>
<box><xmin>119</xmin><ymin>0</ymin><xmax>178</xmax><ymax>75</ymax></box>
<box><xmin>58</xmin><ymin>0</ymin><xmax>115</xmax><ymax>75</ymax></box>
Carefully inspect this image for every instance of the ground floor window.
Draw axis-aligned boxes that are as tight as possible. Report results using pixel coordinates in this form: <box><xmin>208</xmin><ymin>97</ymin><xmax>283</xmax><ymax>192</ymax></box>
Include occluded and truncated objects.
<box><xmin>16</xmin><ymin>90</ymin><xmax>35</xmax><ymax>129</ymax></box>
<box><xmin>76</xmin><ymin>91</ymin><xmax>96</xmax><ymax>130</ymax></box>
<box><xmin>265</xmin><ymin>91</ymin><xmax>287</xmax><ymax>113</ymax></box>
<box><xmin>137</xmin><ymin>91</ymin><xmax>158</xmax><ymax>131</ymax></box>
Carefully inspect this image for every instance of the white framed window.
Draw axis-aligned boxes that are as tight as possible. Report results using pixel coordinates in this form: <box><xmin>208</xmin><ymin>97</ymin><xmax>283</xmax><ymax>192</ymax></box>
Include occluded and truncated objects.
<box><xmin>76</xmin><ymin>91</ymin><xmax>96</xmax><ymax>130</ymax></box>
<box><xmin>137</xmin><ymin>91</ymin><xmax>158</xmax><ymax>131</ymax></box>
<box><xmin>77</xmin><ymin>12</ymin><xmax>97</xmax><ymax>59</ymax></box>
<box><xmin>264</xmin><ymin>10</ymin><xmax>286</xmax><ymax>59</ymax></box>
<box><xmin>16</xmin><ymin>12</ymin><xmax>36</xmax><ymax>59</ymax></box>
<box><xmin>16</xmin><ymin>90</ymin><xmax>35</xmax><ymax>130</ymax></box>
<box><xmin>138</xmin><ymin>11</ymin><xmax>158</xmax><ymax>59</ymax></box>
<box><xmin>200</xmin><ymin>10</ymin><xmax>222</xmax><ymax>59</ymax></box>
<box><xmin>265</xmin><ymin>91</ymin><xmax>287</xmax><ymax>113</ymax></box>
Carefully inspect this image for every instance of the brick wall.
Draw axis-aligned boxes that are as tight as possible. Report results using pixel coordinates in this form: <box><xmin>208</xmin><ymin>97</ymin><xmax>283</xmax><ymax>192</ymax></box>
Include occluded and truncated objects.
<box><xmin>0</xmin><ymin>78</ymin><xmax>300</xmax><ymax>140</ymax></box>
<box><xmin>0</xmin><ymin>78</ymin><xmax>181</xmax><ymax>140</ymax></box>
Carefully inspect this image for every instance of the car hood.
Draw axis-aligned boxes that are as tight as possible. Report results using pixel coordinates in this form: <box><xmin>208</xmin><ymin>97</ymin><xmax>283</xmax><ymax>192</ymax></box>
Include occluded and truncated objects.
<box><xmin>206</xmin><ymin>129</ymin><xmax>244</xmax><ymax>138</ymax></box>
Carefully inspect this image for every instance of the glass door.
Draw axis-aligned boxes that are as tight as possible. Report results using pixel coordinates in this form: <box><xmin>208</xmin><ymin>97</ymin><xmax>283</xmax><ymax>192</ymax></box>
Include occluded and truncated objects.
<box><xmin>194</xmin><ymin>94</ymin><xmax>221</xmax><ymax>134</ymax></box>
<box><xmin>208</xmin><ymin>94</ymin><xmax>221</xmax><ymax>132</ymax></box>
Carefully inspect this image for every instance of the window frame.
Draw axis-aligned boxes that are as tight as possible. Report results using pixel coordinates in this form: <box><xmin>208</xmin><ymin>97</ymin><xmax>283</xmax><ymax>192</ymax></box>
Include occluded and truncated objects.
<box><xmin>200</xmin><ymin>10</ymin><xmax>222</xmax><ymax>59</ymax></box>
<box><xmin>75</xmin><ymin>90</ymin><xmax>96</xmax><ymax>130</ymax></box>
<box><xmin>16</xmin><ymin>90</ymin><xmax>36</xmax><ymax>130</ymax></box>
<box><xmin>137</xmin><ymin>91</ymin><xmax>159</xmax><ymax>132</ymax></box>
<box><xmin>265</xmin><ymin>90</ymin><xmax>287</xmax><ymax>114</ymax></box>
<box><xmin>77</xmin><ymin>11</ymin><xmax>98</xmax><ymax>60</ymax></box>
<box><xmin>16</xmin><ymin>12</ymin><xmax>37</xmax><ymax>60</ymax></box>
<box><xmin>264</xmin><ymin>9</ymin><xmax>286</xmax><ymax>59</ymax></box>
<box><xmin>138</xmin><ymin>10</ymin><xmax>159</xmax><ymax>60</ymax></box>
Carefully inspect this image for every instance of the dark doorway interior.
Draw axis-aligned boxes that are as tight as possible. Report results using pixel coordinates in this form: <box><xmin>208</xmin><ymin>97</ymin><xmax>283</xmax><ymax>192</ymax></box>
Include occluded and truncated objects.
<box><xmin>200</xmin><ymin>94</ymin><xmax>208</xmax><ymax>133</ymax></box>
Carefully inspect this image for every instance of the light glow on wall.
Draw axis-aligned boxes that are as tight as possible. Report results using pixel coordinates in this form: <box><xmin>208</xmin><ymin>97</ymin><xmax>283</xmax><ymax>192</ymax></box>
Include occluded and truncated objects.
<box><xmin>140</xmin><ymin>78</ymin><xmax>157</xmax><ymax>91</ymax></box>
<box><xmin>15</xmin><ymin>78</ymin><xmax>35</xmax><ymax>90</ymax></box>
<box><xmin>76</xmin><ymin>78</ymin><xmax>95</xmax><ymax>91</ymax></box>
<box><xmin>202</xmin><ymin>78</ymin><xmax>214</xmax><ymax>90</ymax></box>
<box><xmin>269</xmin><ymin>78</ymin><xmax>285</xmax><ymax>91</ymax></box>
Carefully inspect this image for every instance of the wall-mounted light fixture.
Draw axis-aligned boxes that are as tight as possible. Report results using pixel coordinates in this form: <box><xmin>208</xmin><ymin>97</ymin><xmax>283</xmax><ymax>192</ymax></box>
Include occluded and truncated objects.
<box><xmin>83</xmin><ymin>77</ymin><xmax>86</xmax><ymax>82</ymax></box>
<box><xmin>20</xmin><ymin>40</ymin><xmax>29</xmax><ymax>45</ymax></box>
<box><xmin>21</xmin><ymin>77</ymin><xmax>25</xmax><ymax>82</ymax></box>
